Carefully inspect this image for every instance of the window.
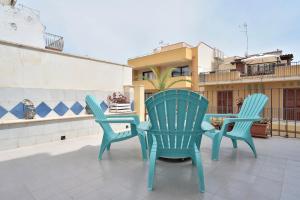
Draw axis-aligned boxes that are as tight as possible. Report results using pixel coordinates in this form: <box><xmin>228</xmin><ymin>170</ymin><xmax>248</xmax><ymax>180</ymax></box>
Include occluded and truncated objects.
<box><xmin>217</xmin><ymin>91</ymin><xmax>233</xmax><ymax>114</ymax></box>
<box><xmin>145</xmin><ymin>92</ymin><xmax>153</xmax><ymax>101</ymax></box>
<box><xmin>247</xmin><ymin>63</ymin><xmax>275</xmax><ymax>76</ymax></box>
<box><xmin>283</xmin><ymin>89</ymin><xmax>300</xmax><ymax>121</ymax></box>
<box><xmin>171</xmin><ymin>66</ymin><xmax>190</xmax><ymax>77</ymax></box>
<box><xmin>142</xmin><ymin>71</ymin><xmax>154</xmax><ymax>80</ymax></box>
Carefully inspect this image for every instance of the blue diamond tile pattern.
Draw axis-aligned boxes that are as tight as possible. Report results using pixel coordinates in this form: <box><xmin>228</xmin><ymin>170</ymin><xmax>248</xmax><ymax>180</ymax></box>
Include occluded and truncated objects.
<box><xmin>0</xmin><ymin>105</ymin><xmax>8</xmax><ymax>118</ymax></box>
<box><xmin>10</xmin><ymin>102</ymin><xmax>24</xmax><ymax>119</ymax></box>
<box><xmin>131</xmin><ymin>101</ymin><xmax>134</xmax><ymax>111</ymax></box>
<box><xmin>36</xmin><ymin>102</ymin><xmax>52</xmax><ymax>118</ymax></box>
<box><xmin>54</xmin><ymin>102</ymin><xmax>69</xmax><ymax>116</ymax></box>
<box><xmin>100</xmin><ymin>101</ymin><xmax>108</xmax><ymax>112</ymax></box>
<box><xmin>70</xmin><ymin>102</ymin><xmax>84</xmax><ymax>115</ymax></box>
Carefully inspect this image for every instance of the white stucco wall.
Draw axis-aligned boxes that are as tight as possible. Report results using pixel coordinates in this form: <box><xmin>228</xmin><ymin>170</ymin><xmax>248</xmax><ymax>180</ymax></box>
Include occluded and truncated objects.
<box><xmin>0</xmin><ymin>40</ymin><xmax>132</xmax><ymax>91</ymax></box>
<box><xmin>0</xmin><ymin>4</ymin><xmax>45</xmax><ymax>48</ymax></box>
<box><xmin>197</xmin><ymin>43</ymin><xmax>215</xmax><ymax>73</ymax></box>
<box><xmin>0</xmin><ymin>40</ymin><xmax>133</xmax><ymax>151</ymax></box>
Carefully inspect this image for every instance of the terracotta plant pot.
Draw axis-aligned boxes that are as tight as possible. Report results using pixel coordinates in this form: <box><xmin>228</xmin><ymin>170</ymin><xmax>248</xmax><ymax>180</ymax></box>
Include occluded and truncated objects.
<box><xmin>227</xmin><ymin>123</ymin><xmax>234</xmax><ymax>131</ymax></box>
<box><xmin>251</xmin><ymin>123</ymin><xmax>269</xmax><ymax>138</ymax></box>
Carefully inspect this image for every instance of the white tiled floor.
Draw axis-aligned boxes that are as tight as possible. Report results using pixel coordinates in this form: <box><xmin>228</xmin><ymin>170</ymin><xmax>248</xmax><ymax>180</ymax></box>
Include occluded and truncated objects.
<box><xmin>0</xmin><ymin>134</ymin><xmax>300</xmax><ymax>200</ymax></box>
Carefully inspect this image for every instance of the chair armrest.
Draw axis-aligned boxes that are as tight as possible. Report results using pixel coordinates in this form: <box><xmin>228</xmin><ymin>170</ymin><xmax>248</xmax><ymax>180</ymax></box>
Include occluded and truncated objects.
<box><xmin>223</xmin><ymin>117</ymin><xmax>261</xmax><ymax>125</ymax></box>
<box><xmin>106</xmin><ymin>114</ymin><xmax>140</xmax><ymax>124</ymax></box>
<box><xmin>96</xmin><ymin>118</ymin><xmax>135</xmax><ymax>124</ymax></box>
<box><xmin>201</xmin><ymin>121</ymin><xmax>215</xmax><ymax>131</ymax></box>
<box><xmin>204</xmin><ymin>113</ymin><xmax>238</xmax><ymax>119</ymax></box>
<box><xmin>106</xmin><ymin>114</ymin><xmax>138</xmax><ymax>118</ymax></box>
<box><xmin>220</xmin><ymin>117</ymin><xmax>261</xmax><ymax>133</ymax></box>
<box><xmin>138</xmin><ymin>121</ymin><xmax>152</xmax><ymax>131</ymax></box>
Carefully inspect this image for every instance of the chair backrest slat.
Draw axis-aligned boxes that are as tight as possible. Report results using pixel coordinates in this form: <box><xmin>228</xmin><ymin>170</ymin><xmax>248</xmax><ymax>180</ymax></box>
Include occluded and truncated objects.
<box><xmin>165</xmin><ymin>90</ymin><xmax>177</xmax><ymax>148</ymax></box>
<box><xmin>146</xmin><ymin>89</ymin><xmax>208</xmax><ymax>151</ymax></box>
<box><xmin>234</xmin><ymin>93</ymin><xmax>268</xmax><ymax>135</ymax></box>
<box><xmin>86</xmin><ymin>95</ymin><xmax>114</xmax><ymax>135</ymax></box>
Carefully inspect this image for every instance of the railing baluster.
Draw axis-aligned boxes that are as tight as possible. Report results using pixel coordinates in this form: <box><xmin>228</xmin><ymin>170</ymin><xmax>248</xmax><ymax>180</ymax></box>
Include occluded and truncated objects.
<box><xmin>44</xmin><ymin>32</ymin><xmax>64</xmax><ymax>51</ymax></box>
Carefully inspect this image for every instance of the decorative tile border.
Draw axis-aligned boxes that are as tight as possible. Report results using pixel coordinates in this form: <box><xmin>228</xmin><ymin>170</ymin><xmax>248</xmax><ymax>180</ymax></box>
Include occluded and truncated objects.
<box><xmin>0</xmin><ymin>100</ymin><xmax>119</xmax><ymax>120</ymax></box>
<box><xmin>70</xmin><ymin>102</ymin><xmax>84</xmax><ymax>115</ymax></box>
<box><xmin>36</xmin><ymin>102</ymin><xmax>51</xmax><ymax>118</ymax></box>
<box><xmin>0</xmin><ymin>105</ymin><xmax>8</xmax><ymax>118</ymax></box>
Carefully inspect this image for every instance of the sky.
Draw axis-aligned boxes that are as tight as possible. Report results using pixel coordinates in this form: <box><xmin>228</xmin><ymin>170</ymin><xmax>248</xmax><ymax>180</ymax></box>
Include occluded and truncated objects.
<box><xmin>20</xmin><ymin>0</ymin><xmax>300</xmax><ymax>64</ymax></box>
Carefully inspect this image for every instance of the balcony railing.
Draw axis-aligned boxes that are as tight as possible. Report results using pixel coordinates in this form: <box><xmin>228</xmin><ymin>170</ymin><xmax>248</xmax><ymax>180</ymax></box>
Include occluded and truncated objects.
<box><xmin>198</xmin><ymin>88</ymin><xmax>300</xmax><ymax>138</ymax></box>
<box><xmin>199</xmin><ymin>69</ymin><xmax>241</xmax><ymax>83</ymax></box>
<box><xmin>44</xmin><ymin>32</ymin><xmax>64</xmax><ymax>51</ymax></box>
<box><xmin>199</xmin><ymin>63</ymin><xmax>300</xmax><ymax>84</ymax></box>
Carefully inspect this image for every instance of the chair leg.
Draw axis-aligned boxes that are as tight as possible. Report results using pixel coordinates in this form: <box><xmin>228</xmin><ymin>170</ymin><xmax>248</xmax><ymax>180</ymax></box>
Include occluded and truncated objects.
<box><xmin>98</xmin><ymin>141</ymin><xmax>107</xmax><ymax>160</ymax></box>
<box><xmin>191</xmin><ymin>155</ymin><xmax>196</xmax><ymax>166</ymax></box>
<box><xmin>245</xmin><ymin>137</ymin><xmax>257</xmax><ymax>158</ymax></box>
<box><xmin>138</xmin><ymin>134</ymin><xmax>148</xmax><ymax>160</ymax></box>
<box><xmin>212</xmin><ymin>136</ymin><xmax>221</xmax><ymax>160</ymax></box>
<box><xmin>194</xmin><ymin>148</ymin><xmax>205</xmax><ymax>193</ymax></box>
<box><xmin>148</xmin><ymin>150</ymin><xmax>157</xmax><ymax>191</ymax></box>
<box><xmin>231</xmin><ymin>139</ymin><xmax>237</xmax><ymax>148</ymax></box>
<box><xmin>196</xmin><ymin>134</ymin><xmax>203</xmax><ymax>148</ymax></box>
<box><xmin>106</xmin><ymin>143</ymin><xmax>111</xmax><ymax>151</ymax></box>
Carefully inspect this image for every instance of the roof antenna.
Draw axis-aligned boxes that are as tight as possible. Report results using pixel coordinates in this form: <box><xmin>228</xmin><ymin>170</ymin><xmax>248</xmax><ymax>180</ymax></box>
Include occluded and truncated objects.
<box><xmin>239</xmin><ymin>22</ymin><xmax>248</xmax><ymax>57</ymax></box>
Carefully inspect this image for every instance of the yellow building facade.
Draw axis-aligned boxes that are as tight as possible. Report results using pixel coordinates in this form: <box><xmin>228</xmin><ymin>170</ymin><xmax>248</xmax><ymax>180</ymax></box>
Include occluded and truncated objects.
<box><xmin>128</xmin><ymin>42</ymin><xmax>223</xmax><ymax>97</ymax></box>
<box><xmin>129</xmin><ymin>44</ymin><xmax>300</xmax><ymax>138</ymax></box>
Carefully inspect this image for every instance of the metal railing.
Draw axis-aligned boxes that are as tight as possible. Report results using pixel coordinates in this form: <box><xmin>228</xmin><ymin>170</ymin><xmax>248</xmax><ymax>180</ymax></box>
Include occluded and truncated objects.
<box><xmin>143</xmin><ymin>88</ymin><xmax>300</xmax><ymax>138</ymax></box>
<box><xmin>199</xmin><ymin>69</ymin><xmax>240</xmax><ymax>83</ymax></box>
<box><xmin>44</xmin><ymin>32</ymin><xmax>64</xmax><ymax>51</ymax></box>
<box><xmin>291</xmin><ymin>61</ymin><xmax>300</xmax><ymax>66</ymax></box>
<box><xmin>199</xmin><ymin>63</ymin><xmax>300</xmax><ymax>83</ymax></box>
<box><xmin>198</xmin><ymin>88</ymin><xmax>300</xmax><ymax>138</ymax></box>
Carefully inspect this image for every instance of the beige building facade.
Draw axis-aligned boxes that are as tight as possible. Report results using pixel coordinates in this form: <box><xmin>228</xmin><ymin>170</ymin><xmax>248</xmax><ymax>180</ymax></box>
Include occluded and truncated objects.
<box><xmin>200</xmin><ymin>50</ymin><xmax>300</xmax><ymax>138</ymax></box>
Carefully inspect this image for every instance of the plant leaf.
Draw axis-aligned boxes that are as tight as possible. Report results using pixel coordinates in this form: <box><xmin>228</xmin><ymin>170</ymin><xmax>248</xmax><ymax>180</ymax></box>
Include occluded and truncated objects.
<box><xmin>165</xmin><ymin>79</ymin><xmax>193</xmax><ymax>89</ymax></box>
<box><xmin>161</xmin><ymin>67</ymin><xmax>175</xmax><ymax>84</ymax></box>
<box><xmin>146</xmin><ymin>78</ymin><xmax>158</xmax><ymax>90</ymax></box>
<box><xmin>149</xmin><ymin>66</ymin><xmax>160</xmax><ymax>80</ymax></box>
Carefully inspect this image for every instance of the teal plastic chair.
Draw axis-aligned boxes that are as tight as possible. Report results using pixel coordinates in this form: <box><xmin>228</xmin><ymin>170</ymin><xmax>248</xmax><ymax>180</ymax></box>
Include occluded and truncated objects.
<box><xmin>202</xmin><ymin>93</ymin><xmax>268</xmax><ymax>160</ymax></box>
<box><xmin>85</xmin><ymin>95</ymin><xmax>147</xmax><ymax>160</ymax></box>
<box><xmin>145</xmin><ymin>90</ymin><xmax>208</xmax><ymax>192</ymax></box>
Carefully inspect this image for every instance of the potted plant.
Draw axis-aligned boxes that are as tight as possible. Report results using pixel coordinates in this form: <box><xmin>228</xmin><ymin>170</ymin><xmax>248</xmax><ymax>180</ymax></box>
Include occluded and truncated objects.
<box><xmin>210</xmin><ymin>117</ymin><xmax>234</xmax><ymax>131</ymax></box>
<box><xmin>210</xmin><ymin>117</ymin><xmax>223</xmax><ymax>130</ymax></box>
<box><xmin>144</xmin><ymin>66</ymin><xmax>192</xmax><ymax>91</ymax></box>
<box><xmin>210</xmin><ymin>97</ymin><xmax>244</xmax><ymax>131</ymax></box>
<box><xmin>250</xmin><ymin>118</ymin><xmax>270</xmax><ymax>138</ymax></box>
<box><xmin>107</xmin><ymin>92</ymin><xmax>131</xmax><ymax>113</ymax></box>
<box><xmin>235</xmin><ymin>97</ymin><xmax>244</xmax><ymax>112</ymax></box>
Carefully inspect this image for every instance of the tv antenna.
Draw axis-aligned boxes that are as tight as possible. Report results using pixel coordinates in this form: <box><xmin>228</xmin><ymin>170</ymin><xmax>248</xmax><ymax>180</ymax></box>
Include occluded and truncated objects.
<box><xmin>239</xmin><ymin>22</ymin><xmax>248</xmax><ymax>57</ymax></box>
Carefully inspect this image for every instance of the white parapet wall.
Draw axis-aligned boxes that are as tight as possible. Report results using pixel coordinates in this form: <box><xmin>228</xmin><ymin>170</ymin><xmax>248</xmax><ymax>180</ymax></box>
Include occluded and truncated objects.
<box><xmin>0</xmin><ymin>40</ymin><xmax>133</xmax><ymax>150</ymax></box>
<box><xmin>0</xmin><ymin>40</ymin><xmax>132</xmax><ymax>90</ymax></box>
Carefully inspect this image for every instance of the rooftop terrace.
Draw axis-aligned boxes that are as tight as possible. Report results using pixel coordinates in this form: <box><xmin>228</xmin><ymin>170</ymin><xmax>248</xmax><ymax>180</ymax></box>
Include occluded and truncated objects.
<box><xmin>0</xmin><ymin>134</ymin><xmax>299</xmax><ymax>200</ymax></box>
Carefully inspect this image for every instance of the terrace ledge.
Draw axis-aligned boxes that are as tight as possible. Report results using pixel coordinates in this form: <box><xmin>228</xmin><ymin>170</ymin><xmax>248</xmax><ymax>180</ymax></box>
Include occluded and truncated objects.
<box><xmin>0</xmin><ymin>39</ymin><xmax>131</xmax><ymax>68</ymax></box>
<box><xmin>0</xmin><ymin>112</ymin><xmax>136</xmax><ymax>126</ymax></box>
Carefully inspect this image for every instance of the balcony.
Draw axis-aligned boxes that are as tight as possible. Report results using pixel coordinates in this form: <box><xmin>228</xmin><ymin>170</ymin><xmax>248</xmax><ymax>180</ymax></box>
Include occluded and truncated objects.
<box><xmin>133</xmin><ymin>76</ymin><xmax>192</xmax><ymax>91</ymax></box>
<box><xmin>128</xmin><ymin>47</ymin><xmax>193</xmax><ymax>69</ymax></box>
<box><xmin>44</xmin><ymin>32</ymin><xmax>64</xmax><ymax>51</ymax></box>
<box><xmin>200</xmin><ymin>63</ymin><xmax>300</xmax><ymax>85</ymax></box>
